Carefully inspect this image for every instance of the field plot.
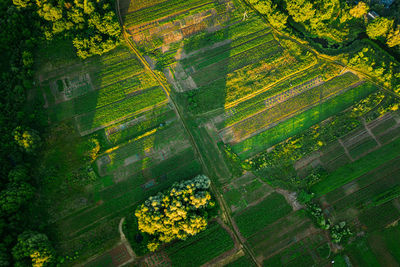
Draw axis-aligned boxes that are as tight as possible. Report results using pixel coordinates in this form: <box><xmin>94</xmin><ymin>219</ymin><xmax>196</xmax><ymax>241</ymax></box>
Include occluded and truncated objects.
<box><xmin>220</xmin><ymin>72</ymin><xmax>359</xmax><ymax>144</ymax></box>
<box><xmin>35</xmin><ymin>40</ymin><xmax>204</xmax><ymax>265</ymax></box>
<box><xmin>223</xmin><ymin>173</ymin><xmax>273</xmax><ymax>213</ymax></box>
<box><xmin>38</xmin><ymin>44</ymin><xmax>167</xmax><ymax>135</ymax></box>
<box><xmin>233</xmin><ymin>82</ymin><xmax>378</xmax><ymax>159</ymax></box>
<box><xmin>164</xmin><ymin>222</ymin><xmax>235</xmax><ymax>267</ymax></box>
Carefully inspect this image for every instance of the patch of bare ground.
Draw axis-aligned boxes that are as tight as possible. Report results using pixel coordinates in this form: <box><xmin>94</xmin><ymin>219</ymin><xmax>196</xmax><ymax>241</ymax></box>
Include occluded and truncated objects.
<box><xmin>166</xmin><ymin>63</ymin><xmax>198</xmax><ymax>92</ymax></box>
<box><xmin>276</xmin><ymin>189</ymin><xmax>303</xmax><ymax>211</ymax></box>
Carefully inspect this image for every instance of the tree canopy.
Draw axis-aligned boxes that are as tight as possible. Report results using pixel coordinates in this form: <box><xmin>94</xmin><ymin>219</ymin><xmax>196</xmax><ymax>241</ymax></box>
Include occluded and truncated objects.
<box><xmin>349</xmin><ymin>1</ymin><xmax>369</xmax><ymax>19</ymax></box>
<box><xmin>135</xmin><ymin>175</ymin><xmax>214</xmax><ymax>251</ymax></box>
<box><xmin>366</xmin><ymin>17</ymin><xmax>394</xmax><ymax>40</ymax></box>
<box><xmin>14</xmin><ymin>0</ymin><xmax>121</xmax><ymax>58</ymax></box>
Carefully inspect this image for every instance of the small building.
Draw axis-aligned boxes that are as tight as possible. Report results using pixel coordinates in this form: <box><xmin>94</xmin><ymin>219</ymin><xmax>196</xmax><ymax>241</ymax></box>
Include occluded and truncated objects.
<box><xmin>367</xmin><ymin>11</ymin><xmax>380</xmax><ymax>20</ymax></box>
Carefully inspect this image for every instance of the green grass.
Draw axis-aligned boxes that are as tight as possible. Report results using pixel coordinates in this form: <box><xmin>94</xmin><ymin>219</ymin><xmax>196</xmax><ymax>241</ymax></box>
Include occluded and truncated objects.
<box><xmin>234</xmin><ymin>192</ymin><xmax>292</xmax><ymax>238</ymax></box>
<box><xmin>233</xmin><ymin>82</ymin><xmax>378</xmax><ymax>159</ymax></box>
<box><xmin>166</xmin><ymin>223</ymin><xmax>234</xmax><ymax>267</ymax></box>
<box><xmin>311</xmin><ymin>137</ymin><xmax>400</xmax><ymax>196</ymax></box>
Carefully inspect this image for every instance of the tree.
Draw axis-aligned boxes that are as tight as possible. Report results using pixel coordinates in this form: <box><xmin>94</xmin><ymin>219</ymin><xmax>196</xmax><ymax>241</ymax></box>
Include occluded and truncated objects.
<box><xmin>13</xmin><ymin>126</ymin><xmax>41</xmax><ymax>153</ymax></box>
<box><xmin>135</xmin><ymin>175</ymin><xmax>214</xmax><ymax>251</ymax></box>
<box><xmin>285</xmin><ymin>0</ymin><xmax>315</xmax><ymax>23</ymax></box>
<box><xmin>349</xmin><ymin>1</ymin><xmax>369</xmax><ymax>18</ymax></box>
<box><xmin>387</xmin><ymin>26</ymin><xmax>400</xmax><ymax>47</ymax></box>
<box><xmin>12</xmin><ymin>231</ymin><xmax>55</xmax><ymax>267</ymax></box>
<box><xmin>0</xmin><ymin>182</ymin><xmax>34</xmax><ymax>215</ymax></box>
<box><xmin>366</xmin><ymin>17</ymin><xmax>394</xmax><ymax>39</ymax></box>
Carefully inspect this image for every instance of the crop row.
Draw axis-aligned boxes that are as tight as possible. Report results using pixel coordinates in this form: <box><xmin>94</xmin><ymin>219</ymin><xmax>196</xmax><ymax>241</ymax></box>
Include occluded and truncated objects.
<box><xmin>233</xmin><ymin>81</ymin><xmax>378</xmax><ymax>159</ymax></box>
<box><xmin>108</xmin><ymin>123</ymin><xmax>185</xmax><ymax>167</ymax></box>
<box><xmin>234</xmin><ymin>192</ymin><xmax>292</xmax><ymax>238</ymax></box>
<box><xmin>222</xmin><ymin>50</ymin><xmax>317</xmax><ymax>107</ymax></box>
<box><xmin>76</xmin><ymin>86</ymin><xmax>167</xmax><ymax>133</ymax></box>
<box><xmin>324</xmin><ymin>157</ymin><xmax>400</xmax><ymax>203</ymax></box>
<box><xmin>182</xmin><ymin>16</ymin><xmax>270</xmax><ymax>55</ymax></box>
<box><xmin>192</xmin><ymin>33</ymin><xmax>275</xmax><ymax>72</ymax></box>
<box><xmin>91</xmin><ymin>58</ymin><xmax>144</xmax><ymax>89</ymax></box>
<box><xmin>217</xmin><ymin>64</ymin><xmax>326</xmax><ymax>128</ymax></box>
<box><xmin>124</xmin><ymin>0</ymin><xmax>212</xmax><ymax>27</ymax></box>
<box><xmin>108</xmin><ymin>109</ymin><xmax>176</xmax><ymax>145</ymax></box>
<box><xmin>166</xmin><ymin>223</ymin><xmax>234</xmax><ymax>267</ymax></box>
<box><xmin>222</xmin><ymin>72</ymin><xmax>359</xmax><ymax>143</ymax></box>
<box><xmin>311</xmin><ymin>137</ymin><xmax>400</xmax><ymax>197</ymax></box>
<box><xmin>192</xmin><ymin>40</ymin><xmax>281</xmax><ymax>87</ymax></box>
<box><xmin>126</xmin><ymin>0</ymin><xmax>167</xmax><ymax>13</ymax></box>
<box><xmin>333</xmin><ymin>172</ymin><xmax>400</xmax><ymax>212</ymax></box>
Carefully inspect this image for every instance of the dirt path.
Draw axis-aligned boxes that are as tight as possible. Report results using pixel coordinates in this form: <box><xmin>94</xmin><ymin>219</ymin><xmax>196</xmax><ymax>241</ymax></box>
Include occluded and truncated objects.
<box><xmin>362</xmin><ymin>118</ymin><xmax>382</xmax><ymax>147</ymax></box>
<box><xmin>118</xmin><ymin>217</ymin><xmax>136</xmax><ymax>266</ymax></box>
<box><xmin>337</xmin><ymin>138</ymin><xmax>354</xmax><ymax>162</ymax></box>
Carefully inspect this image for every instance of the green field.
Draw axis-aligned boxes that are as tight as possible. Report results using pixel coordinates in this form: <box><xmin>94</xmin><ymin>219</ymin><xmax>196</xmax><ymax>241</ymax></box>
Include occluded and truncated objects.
<box><xmin>311</xmin><ymin>137</ymin><xmax>400</xmax><ymax>196</ymax></box>
<box><xmin>234</xmin><ymin>192</ymin><xmax>292</xmax><ymax>238</ymax></box>
<box><xmin>165</xmin><ymin>223</ymin><xmax>234</xmax><ymax>267</ymax></box>
<box><xmin>233</xmin><ymin>82</ymin><xmax>378</xmax><ymax>159</ymax></box>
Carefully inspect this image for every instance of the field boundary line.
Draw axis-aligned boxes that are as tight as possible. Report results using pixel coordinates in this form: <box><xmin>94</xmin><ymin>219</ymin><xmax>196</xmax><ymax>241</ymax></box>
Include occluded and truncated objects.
<box><xmin>337</xmin><ymin>138</ymin><xmax>354</xmax><ymax>162</ymax></box>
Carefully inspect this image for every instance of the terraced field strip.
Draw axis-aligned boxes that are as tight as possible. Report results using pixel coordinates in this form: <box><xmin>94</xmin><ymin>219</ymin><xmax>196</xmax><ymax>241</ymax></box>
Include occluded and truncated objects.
<box><xmin>165</xmin><ymin>222</ymin><xmax>235</xmax><ymax>267</ymax></box>
<box><xmin>221</xmin><ymin>72</ymin><xmax>360</xmax><ymax>144</ymax></box>
<box><xmin>233</xmin><ymin>192</ymin><xmax>292</xmax><ymax>238</ymax></box>
<box><xmin>233</xmin><ymin>82</ymin><xmax>378</xmax><ymax>159</ymax></box>
<box><xmin>311</xmin><ymin>136</ymin><xmax>400</xmax><ymax>197</ymax></box>
<box><xmin>76</xmin><ymin>87</ymin><xmax>168</xmax><ymax>135</ymax></box>
<box><xmin>124</xmin><ymin>0</ymin><xmax>217</xmax><ymax>28</ymax></box>
<box><xmin>323</xmin><ymin>156</ymin><xmax>400</xmax><ymax>204</ymax></box>
<box><xmin>217</xmin><ymin>63</ymin><xmax>326</xmax><ymax>128</ymax></box>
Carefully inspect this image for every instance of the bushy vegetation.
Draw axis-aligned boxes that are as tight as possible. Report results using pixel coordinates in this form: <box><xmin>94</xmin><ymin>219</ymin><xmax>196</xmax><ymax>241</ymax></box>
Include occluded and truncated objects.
<box><xmin>14</xmin><ymin>0</ymin><xmax>121</xmax><ymax>58</ymax></box>
<box><xmin>134</xmin><ymin>175</ymin><xmax>215</xmax><ymax>251</ymax></box>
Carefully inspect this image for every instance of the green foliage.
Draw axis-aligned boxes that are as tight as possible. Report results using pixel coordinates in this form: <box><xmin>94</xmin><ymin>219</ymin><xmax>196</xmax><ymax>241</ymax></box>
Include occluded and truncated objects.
<box><xmin>366</xmin><ymin>17</ymin><xmax>393</xmax><ymax>40</ymax></box>
<box><xmin>0</xmin><ymin>182</ymin><xmax>35</xmax><ymax>215</ymax></box>
<box><xmin>135</xmin><ymin>175</ymin><xmax>214</xmax><ymax>251</ymax></box>
<box><xmin>13</xmin><ymin>126</ymin><xmax>41</xmax><ymax>153</ymax></box>
<box><xmin>285</xmin><ymin>0</ymin><xmax>315</xmax><ymax>23</ymax></box>
<box><xmin>12</xmin><ymin>231</ymin><xmax>55</xmax><ymax>267</ymax></box>
<box><xmin>387</xmin><ymin>26</ymin><xmax>400</xmax><ymax>47</ymax></box>
<box><xmin>14</xmin><ymin>0</ymin><xmax>121</xmax><ymax>58</ymax></box>
<box><xmin>330</xmin><ymin>222</ymin><xmax>352</xmax><ymax>243</ymax></box>
<box><xmin>349</xmin><ymin>2</ymin><xmax>369</xmax><ymax>18</ymax></box>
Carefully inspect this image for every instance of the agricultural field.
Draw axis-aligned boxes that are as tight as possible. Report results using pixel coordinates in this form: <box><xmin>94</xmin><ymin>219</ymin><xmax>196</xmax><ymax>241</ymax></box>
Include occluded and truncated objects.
<box><xmin>20</xmin><ymin>0</ymin><xmax>400</xmax><ymax>265</ymax></box>
<box><xmin>118</xmin><ymin>0</ymin><xmax>400</xmax><ymax>266</ymax></box>
<box><xmin>34</xmin><ymin>40</ymin><xmax>203</xmax><ymax>265</ymax></box>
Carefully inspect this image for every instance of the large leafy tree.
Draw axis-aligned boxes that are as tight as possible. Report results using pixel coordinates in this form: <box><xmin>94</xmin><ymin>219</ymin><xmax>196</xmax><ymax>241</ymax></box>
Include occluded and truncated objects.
<box><xmin>366</xmin><ymin>17</ymin><xmax>394</xmax><ymax>40</ymax></box>
<box><xmin>285</xmin><ymin>0</ymin><xmax>315</xmax><ymax>23</ymax></box>
<box><xmin>349</xmin><ymin>1</ymin><xmax>369</xmax><ymax>18</ymax></box>
<box><xmin>14</xmin><ymin>0</ymin><xmax>121</xmax><ymax>58</ymax></box>
<box><xmin>12</xmin><ymin>231</ymin><xmax>55</xmax><ymax>267</ymax></box>
<box><xmin>135</xmin><ymin>175</ymin><xmax>214</xmax><ymax>251</ymax></box>
<box><xmin>387</xmin><ymin>26</ymin><xmax>400</xmax><ymax>47</ymax></box>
